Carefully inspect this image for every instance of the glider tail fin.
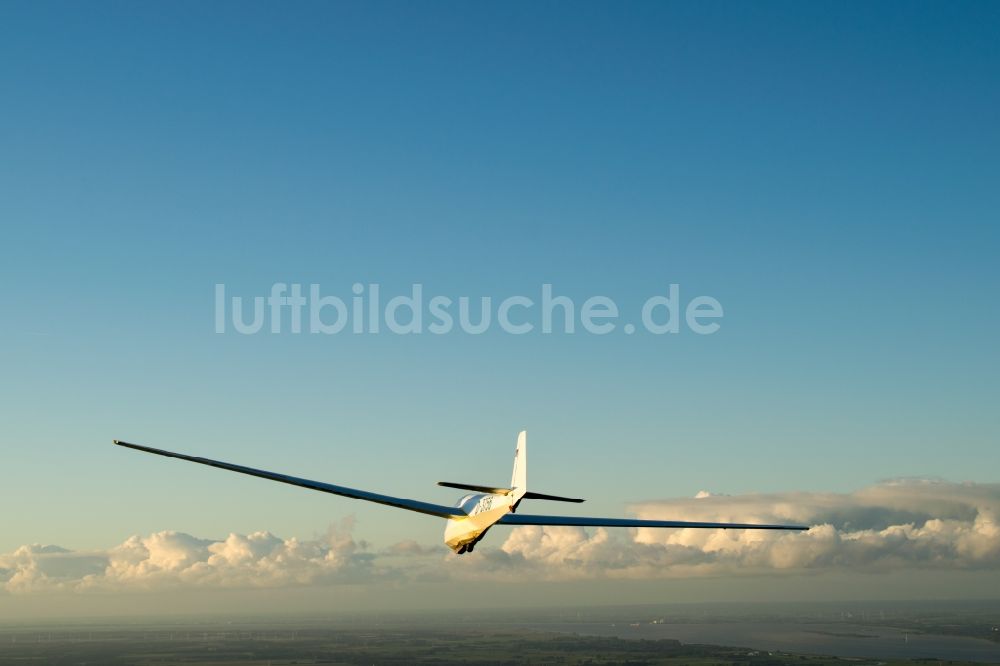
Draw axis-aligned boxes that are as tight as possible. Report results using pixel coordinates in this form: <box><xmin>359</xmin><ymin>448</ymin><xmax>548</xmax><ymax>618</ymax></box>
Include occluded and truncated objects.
<box><xmin>510</xmin><ymin>430</ymin><xmax>527</xmax><ymax>504</ymax></box>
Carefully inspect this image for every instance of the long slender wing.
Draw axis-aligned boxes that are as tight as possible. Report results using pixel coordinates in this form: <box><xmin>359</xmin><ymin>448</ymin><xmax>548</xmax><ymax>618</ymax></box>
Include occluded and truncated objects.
<box><xmin>114</xmin><ymin>440</ymin><xmax>465</xmax><ymax>519</ymax></box>
<box><xmin>498</xmin><ymin>513</ymin><xmax>808</xmax><ymax>530</ymax></box>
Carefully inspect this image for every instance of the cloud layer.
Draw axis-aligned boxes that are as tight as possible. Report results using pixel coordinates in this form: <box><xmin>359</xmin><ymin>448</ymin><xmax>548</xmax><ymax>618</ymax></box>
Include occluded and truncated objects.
<box><xmin>492</xmin><ymin>480</ymin><xmax>1000</xmax><ymax>580</ymax></box>
<box><xmin>3</xmin><ymin>480</ymin><xmax>998</xmax><ymax>593</ymax></box>
<box><xmin>0</xmin><ymin>520</ymin><xmax>379</xmax><ymax>594</ymax></box>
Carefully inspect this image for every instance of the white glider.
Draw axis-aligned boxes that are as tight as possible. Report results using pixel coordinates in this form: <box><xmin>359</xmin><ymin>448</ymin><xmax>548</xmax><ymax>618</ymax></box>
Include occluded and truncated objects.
<box><xmin>114</xmin><ymin>431</ymin><xmax>807</xmax><ymax>554</ymax></box>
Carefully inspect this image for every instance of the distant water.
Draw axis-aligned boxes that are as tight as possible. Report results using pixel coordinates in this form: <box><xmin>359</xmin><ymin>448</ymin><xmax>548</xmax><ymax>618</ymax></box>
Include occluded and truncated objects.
<box><xmin>521</xmin><ymin>621</ymin><xmax>1000</xmax><ymax>663</ymax></box>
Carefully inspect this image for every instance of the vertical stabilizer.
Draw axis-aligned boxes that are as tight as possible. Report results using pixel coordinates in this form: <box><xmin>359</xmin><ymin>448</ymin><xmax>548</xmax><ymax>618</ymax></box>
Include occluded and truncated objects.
<box><xmin>510</xmin><ymin>430</ymin><xmax>527</xmax><ymax>504</ymax></box>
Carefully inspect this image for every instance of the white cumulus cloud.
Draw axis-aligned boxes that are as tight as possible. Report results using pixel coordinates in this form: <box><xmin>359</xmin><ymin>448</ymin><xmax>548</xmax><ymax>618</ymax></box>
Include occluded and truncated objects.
<box><xmin>0</xmin><ymin>520</ymin><xmax>382</xmax><ymax>594</ymax></box>
<box><xmin>487</xmin><ymin>480</ymin><xmax>1000</xmax><ymax>580</ymax></box>
<box><xmin>3</xmin><ymin>481</ymin><xmax>998</xmax><ymax>593</ymax></box>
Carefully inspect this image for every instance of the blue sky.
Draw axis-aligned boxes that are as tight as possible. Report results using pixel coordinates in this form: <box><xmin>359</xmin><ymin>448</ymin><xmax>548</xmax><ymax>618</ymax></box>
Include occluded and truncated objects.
<box><xmin>1</xmin><ymin>0</ymin><xmax>998</xmax><ymax>598</ymax></box>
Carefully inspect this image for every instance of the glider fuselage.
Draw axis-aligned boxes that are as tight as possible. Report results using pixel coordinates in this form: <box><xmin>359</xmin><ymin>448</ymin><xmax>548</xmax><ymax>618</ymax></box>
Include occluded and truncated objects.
<box><xmin>443</xmin><ymin>492</ymin><xmax>515</xmax><ymax>553</ymax></box>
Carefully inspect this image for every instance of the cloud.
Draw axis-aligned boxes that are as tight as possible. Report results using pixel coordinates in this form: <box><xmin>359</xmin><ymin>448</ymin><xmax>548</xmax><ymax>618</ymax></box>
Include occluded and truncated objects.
<box><xmin>0</xmin><ymin>519</ymin><xmax>383</xmax><ymax>594</ymax></box>
<box><xmin>2</xmin><ymin>481</ymin><xmax>998</xmax><ymax>593</ymax></box>
<box><xmin>490</xmin><ymin>480</ymin><xmax>1000</xmax><ymax>580</ymax></box>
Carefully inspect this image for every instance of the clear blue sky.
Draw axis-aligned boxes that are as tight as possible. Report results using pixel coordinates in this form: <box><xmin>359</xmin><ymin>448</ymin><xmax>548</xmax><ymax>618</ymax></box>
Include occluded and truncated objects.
<box><xmin>1</xmin><ymin>1</ymin><xmax>998</xmax><ymax>557</ymax></box>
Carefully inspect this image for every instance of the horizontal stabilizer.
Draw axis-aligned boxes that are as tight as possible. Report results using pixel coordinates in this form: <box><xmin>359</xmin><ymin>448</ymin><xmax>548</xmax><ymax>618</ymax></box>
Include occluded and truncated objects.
<box><xmin>438</xmin><ymin>481</ymin><xmax>511</xmax><ymax>495</ymax></box>
<box><xmin>523</xmin><ymin>491</ymin><xmax>585</xmax><ymax>503</ymax></box>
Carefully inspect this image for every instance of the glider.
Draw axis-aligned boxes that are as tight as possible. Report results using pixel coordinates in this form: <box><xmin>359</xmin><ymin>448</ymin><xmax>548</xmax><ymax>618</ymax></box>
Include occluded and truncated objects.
<box><xmin>114</xmin><ymin>431</ymin><xmax>808</xmax><ymax>553</ymax></box>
